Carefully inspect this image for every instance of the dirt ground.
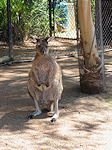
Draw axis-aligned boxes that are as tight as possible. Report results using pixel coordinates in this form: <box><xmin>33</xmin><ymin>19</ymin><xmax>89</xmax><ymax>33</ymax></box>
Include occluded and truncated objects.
<box><xmin>0</xmin><ymin>47</ymin><xmax>112</xmax><ymax>150</ymax></box>
<box><xmin>12</xmin><ymin>38</ymin><xmax>78</xmax><ymax>60</ymax></box>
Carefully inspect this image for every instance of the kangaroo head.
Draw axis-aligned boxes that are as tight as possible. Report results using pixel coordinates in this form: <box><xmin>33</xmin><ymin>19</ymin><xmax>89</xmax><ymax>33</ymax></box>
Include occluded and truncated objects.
<box><xmin>35</xmin><ymin>38</ymin><xmax>49</xmax><ymax>55</ymax></box>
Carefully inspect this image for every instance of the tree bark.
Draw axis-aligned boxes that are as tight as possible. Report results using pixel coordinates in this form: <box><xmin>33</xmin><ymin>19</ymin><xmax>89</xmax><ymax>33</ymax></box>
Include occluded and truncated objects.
<box><xmin>78</xmin><ymin>0</ymin><xmax>104</xmax><ymax>94</ymax></box>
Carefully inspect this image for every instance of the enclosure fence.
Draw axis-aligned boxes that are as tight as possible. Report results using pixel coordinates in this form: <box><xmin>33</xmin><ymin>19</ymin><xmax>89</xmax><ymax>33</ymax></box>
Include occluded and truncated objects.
<box><xmin>0</xmin><ymin>0</ymin><xmax>112</xmax><ymax>65</ymax></box>
<box><xmin>95</xmin><ymin>0</ymin><xmax>112</xmax><ymax>51</ymax></box>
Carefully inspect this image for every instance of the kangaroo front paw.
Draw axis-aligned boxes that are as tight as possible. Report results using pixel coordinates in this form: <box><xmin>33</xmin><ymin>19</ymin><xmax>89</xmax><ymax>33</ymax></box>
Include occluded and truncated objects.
<box><xmin>47</xmin><ymin>111</ymin><xmax>54</xmax><ymax>117</ymax></box>
<box><xmin>46</xmin><ymin>83</ymin><xmax>49</xmax><ymax>87</ymax></box>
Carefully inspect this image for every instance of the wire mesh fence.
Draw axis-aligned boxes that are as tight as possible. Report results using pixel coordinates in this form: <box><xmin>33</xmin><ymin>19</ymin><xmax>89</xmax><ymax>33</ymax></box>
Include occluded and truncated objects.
<box><xmin>0</xmin><ymin>0</ymin><xmax>78</xmax><ymax>64</ymax></box>
<box><xmin>102</xmin><ymin>0</ymin><xmax>112</xmax><ymax>50</ymax></box>
<box><xmin>48</xmin><ymin>0</ymin><xmax>78</xmax><ymax>58</ymax></box>
<box><xmin>95</xmin><ymin>0</ymin><xmax>112</xmax><ymax>50</ymax></box>
<box><xmin>0</xmin><ymin>37</ymin><xmax>9</xmax><ymax>62</ymax></box>
<box><xmin>53</xmin><ymin>0</ymin><xmax>77</xmax><ymax>39</ymax></box>
<box><xmin>0</xmin><ymin>0</ymin><xmax>111</xmax><ymax>65</ymax></box>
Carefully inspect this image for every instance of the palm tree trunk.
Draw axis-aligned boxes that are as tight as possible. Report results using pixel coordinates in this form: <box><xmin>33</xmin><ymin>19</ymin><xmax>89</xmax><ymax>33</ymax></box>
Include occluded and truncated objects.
<box><xmin>78</xmin><ymin>0</ymin><xmax>104</xmax><ymax>94</ymax></box>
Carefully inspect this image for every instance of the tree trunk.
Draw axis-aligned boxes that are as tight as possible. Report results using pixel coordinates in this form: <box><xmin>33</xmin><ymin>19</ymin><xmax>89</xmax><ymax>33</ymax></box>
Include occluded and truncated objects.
<box><xmin>78</xmin><ymin>0</ymin><xmax>104</xmax><ymax>94</ymax></box>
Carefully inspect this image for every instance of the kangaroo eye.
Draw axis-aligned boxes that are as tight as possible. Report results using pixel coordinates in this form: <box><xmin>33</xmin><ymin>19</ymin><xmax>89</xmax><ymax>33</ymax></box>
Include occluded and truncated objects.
<box><xmin>37</xmin><ymin>44</ymin><xmax>41</xmax><ymax>48</ymax></box>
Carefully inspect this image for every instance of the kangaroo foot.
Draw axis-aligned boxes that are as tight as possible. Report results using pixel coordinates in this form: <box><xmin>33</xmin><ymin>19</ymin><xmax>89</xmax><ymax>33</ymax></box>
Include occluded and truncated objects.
<box><xmin>28</xmin><ymin>110</ymin><xmax>42</xmax><ymax>120</ymax></box>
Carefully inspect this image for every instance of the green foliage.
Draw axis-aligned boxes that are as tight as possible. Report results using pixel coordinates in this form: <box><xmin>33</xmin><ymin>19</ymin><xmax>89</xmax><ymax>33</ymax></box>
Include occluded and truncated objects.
<box><xmin>0</xmin><ymin>0</ymin><xmax>96</xmax><ymax>43</ymax></box>
<box><xmin>0</xmin><ymin>0</ymin><xmax>49</xmax><ymax>43</ymax></box>
<box><xmin>25</xmin><ymin>0</ymin><xmax>49</xmax><ymax>38</ymax></box>
<box><xmin>0</xmin><ymin>0</ymin><xmax>7</xmax><ymax>32</ymax></box>
<box><xmin>91</xmin><ymin>0</ymin><xmax>95</xmax><ymax>23</ymax></box>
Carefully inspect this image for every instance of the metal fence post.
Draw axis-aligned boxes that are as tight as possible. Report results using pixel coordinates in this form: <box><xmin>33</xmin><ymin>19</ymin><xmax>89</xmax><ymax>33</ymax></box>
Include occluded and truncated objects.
<box><xmin>53</xmin><ymin>0</ymin><xmax>55</xmax><ymax>36</ymax></box>
<box><xmin>48</xmin><ymin>0</ymin><xmax>52</xmax><ymax>37</ymax></box>
<box><xmin>98</xmin><ymin>0</ymin><xmax>105</xmax><ymax>86</ymax></box>
<box><xmin>7</xmin><ymin>0</ymin><xmax>13</xmax><ymax>60</ymax></box>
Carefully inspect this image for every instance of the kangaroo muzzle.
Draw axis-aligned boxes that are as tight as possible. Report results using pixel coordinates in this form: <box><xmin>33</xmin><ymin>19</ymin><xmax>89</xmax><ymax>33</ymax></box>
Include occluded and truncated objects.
<box><xmin>40</xmin><ymin>46</ymin><xmax>47</xmax><ymax>54</ymax></box>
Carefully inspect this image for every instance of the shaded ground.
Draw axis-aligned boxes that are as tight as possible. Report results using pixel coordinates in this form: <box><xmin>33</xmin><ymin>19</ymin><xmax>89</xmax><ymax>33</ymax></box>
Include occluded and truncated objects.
<box><xmin>13</xmin><ymin>38</ymin><xmax>78</xmax><ymax>60</ymax></box>
<box><xmin>0</xmin><ymin>38</ymin><xmax>77</xmax><ymax>61</ymax></box>
<box><xmin>0</xmin><ymin>47</ymin><xmax>112</xmax><ymax>149</ymax></box>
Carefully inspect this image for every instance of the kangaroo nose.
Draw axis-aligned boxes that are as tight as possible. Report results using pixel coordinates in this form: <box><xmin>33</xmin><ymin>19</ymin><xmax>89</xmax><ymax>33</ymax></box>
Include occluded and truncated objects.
<box><xmin>41</xmin><ymin>46</ymin><xmax>46</xmax><ymax>54</ymax></box>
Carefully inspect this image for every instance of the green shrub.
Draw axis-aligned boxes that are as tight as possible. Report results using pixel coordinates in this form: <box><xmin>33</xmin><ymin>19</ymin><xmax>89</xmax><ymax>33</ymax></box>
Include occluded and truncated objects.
<box><xmin>0</xmin><ymin>0</ymin><xmax>49</xmax><ymax>44</ymax></box>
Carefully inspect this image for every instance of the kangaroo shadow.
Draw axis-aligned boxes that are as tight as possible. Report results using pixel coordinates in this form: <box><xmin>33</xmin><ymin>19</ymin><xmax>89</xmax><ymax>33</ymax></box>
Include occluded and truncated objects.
<box><xmin>0</xmin><ymin>110</ymin><xmax>49</xmax><ymax>132</ymax></box>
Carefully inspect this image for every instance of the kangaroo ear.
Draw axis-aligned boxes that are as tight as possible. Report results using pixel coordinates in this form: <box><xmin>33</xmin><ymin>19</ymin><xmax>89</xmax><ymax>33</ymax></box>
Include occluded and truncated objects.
<box><xmin>36</xmin><ymin>38</ymin><xmax>40</xmax><ymax>43</ymax></box>
<box><xmin>44</xmin><ymin>37</ymin><xmax>49</xmax><ymax>43</ymax></box>
<box><xmin>31</xmin><ymin>35</ymin><xmax>39</xmax><ymax>43</ymax></box>
<box><xmin>47</xmin><ymin>37</ymin><xmax>54</xmax><ymax>42</ymax></box>
<box><xmin>44</xmin><ymin>37</ymin><xmax>54</xmax><ymax>43</ymax></box>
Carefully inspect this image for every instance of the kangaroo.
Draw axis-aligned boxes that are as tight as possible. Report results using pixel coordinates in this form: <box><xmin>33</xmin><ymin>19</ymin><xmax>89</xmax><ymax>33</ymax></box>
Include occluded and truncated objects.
<box><xmin>27</xmin><ymin>37</ymin><xmax>63</xmax><ymax>122</ymax></box>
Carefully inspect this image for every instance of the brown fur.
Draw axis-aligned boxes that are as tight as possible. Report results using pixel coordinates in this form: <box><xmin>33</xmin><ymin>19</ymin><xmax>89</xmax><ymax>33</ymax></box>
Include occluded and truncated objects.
<box><xmin>27</xmin><ymin>38</ymin><xmax>63</xmax><ymax>111</ymax></box>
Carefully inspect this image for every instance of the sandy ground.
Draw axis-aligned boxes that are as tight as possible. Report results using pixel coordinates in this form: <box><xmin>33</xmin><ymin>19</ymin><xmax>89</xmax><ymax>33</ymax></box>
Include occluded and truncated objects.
<box><xmin>0</xmin><ymin>49</ymin><xmax>112</xmax><ymax>150</ymax></box>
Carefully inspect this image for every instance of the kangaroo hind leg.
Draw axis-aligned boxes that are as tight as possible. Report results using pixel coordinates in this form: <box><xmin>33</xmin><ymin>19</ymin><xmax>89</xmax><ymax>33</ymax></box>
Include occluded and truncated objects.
<box><xmin>51</xmin><ymin>99</ymin><xmax>59</xmax><ymax>123</ymax></box>
<box><xmin>28</xmin><ymin>99</ymin><xmax>42</xmax><ymax>120</ymax></box>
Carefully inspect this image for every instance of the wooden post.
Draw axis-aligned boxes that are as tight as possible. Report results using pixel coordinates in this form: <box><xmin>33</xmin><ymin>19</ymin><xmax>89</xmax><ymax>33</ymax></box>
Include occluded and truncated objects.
<box><xmin>48</xmin><ymin>0</ymin><xmax>52</xmax><ymax>37</ymax></box>
<box><xmin>7</xmin><ymin>0</ymin><xmax>13</xmax><ymax>60</ymax></box>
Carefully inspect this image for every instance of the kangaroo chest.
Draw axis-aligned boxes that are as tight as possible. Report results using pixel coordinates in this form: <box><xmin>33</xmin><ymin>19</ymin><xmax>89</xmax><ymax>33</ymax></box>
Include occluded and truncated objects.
<box><xmin>34</xmin><ymin>59</ymin><xmax>54</xmax><ymax>83</ymax></box>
